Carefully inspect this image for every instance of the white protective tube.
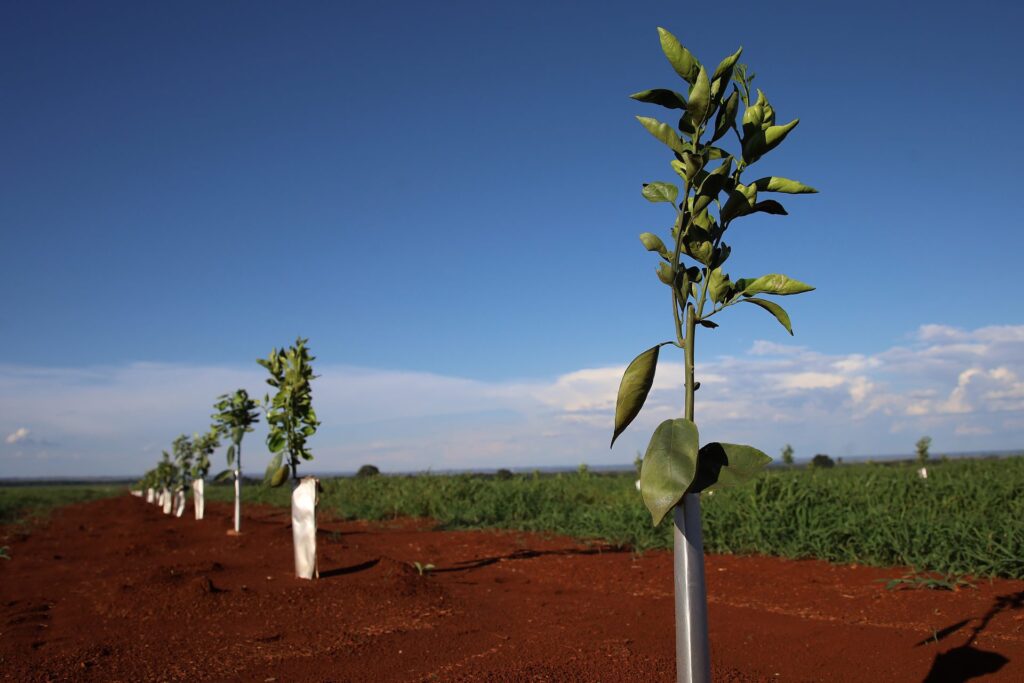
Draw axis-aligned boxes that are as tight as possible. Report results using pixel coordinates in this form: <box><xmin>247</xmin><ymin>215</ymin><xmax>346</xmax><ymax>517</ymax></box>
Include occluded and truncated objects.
<box><xmin>233</xmin><ymin>469</ymin><xmax>241</xmax><ymax>533</ymax></box>
<box><xmin>291</xmin><ymin>477</ymin><xmax>319</xmax><ymax>579</ymax></box>
<box><xmin>192</xmin><ymin>479</ymin><xmax>205</xmax><ymax>520</ymax></box>
<box><xmin>162</xmin><ymin>488</ymin><xmax>172</xmax><ymax>514</ymax></box>
<box><xmin>174</xmin><ymin>487</ymin><xmax>186</xmax><ymax>518</ymax></box>
<box><xmin>146</xmin><ymin>488</ymin><xmax>155</xmax><ymax>504</ymax></box>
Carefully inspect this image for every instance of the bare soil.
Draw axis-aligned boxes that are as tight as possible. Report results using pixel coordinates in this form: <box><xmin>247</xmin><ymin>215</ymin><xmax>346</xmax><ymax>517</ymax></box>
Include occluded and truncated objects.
<box><xmin>1</xmin><ymin>495</ymin><xmax>1022</xmax><ymax>682</ymax></box>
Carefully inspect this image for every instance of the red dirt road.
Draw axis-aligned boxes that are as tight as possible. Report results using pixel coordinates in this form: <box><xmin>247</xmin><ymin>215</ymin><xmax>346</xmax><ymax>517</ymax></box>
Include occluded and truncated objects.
<box><xmin>1</xmin><ymin>495</ymin><xmax>1022</xmax><ymax>682</ymax></box>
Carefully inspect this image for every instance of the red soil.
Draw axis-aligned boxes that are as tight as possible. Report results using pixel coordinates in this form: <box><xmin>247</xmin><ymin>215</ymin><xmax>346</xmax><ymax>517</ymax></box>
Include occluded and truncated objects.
<box><xmin>1</xmin><ymin>495</ymin><xmax>1022</xmax><ymax>682</ymax></box>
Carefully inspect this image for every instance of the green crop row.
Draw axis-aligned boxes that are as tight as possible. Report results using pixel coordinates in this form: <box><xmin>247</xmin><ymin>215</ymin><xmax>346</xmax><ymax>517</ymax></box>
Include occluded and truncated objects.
<box><xmin>211</xmin><ymin>457</ymin><xmax>1024</xmax><ymax>579</ymax></box>
<box><xmin>0</xmin><ymin>484</ymin><xmax>124</xmax><ymax>525</ymax></box>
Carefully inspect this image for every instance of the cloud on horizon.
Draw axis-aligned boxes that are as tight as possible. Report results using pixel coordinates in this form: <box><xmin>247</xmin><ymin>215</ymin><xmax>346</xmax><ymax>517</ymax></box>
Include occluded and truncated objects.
<box><xmin>1</xmin><ymin>324</ymin><xmax>1022</xmax><ymax>477</ymax></box>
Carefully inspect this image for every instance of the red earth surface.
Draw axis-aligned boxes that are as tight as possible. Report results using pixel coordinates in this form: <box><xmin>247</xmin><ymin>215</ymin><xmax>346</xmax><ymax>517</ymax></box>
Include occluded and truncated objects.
<box><xmin>1</xmin><ymin>495</ymin><xmax>1022</xmax><ymax>682</ymax></box>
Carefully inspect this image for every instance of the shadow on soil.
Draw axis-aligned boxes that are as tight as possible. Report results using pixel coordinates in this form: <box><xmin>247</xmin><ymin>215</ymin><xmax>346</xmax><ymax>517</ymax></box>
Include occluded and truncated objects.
<box><xmin>919</xmin><ymin>591</ymin><xmax>1023</xmax><ymax>682</ymax></box>
<box><xmin>320</xmin><ymin>558</ymin><xmax>380</xmax><ymax>578</ymax></box>
<box><xmin>432</xmin><ymin>545</ymin><xmax>625</xmax><ymax>574</ymax></box>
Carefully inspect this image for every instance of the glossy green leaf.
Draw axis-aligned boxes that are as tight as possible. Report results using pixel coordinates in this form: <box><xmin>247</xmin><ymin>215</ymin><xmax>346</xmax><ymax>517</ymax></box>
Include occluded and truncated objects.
<box><xmin>707</xmin><ymin>268</ymin><xmax>732</xmax><ymax>304</ymax></box>
<box><xmin>636</xmin><ymin>116</ymin><xmax>686</xmax><ymax>154</ymax></box>
<box><xmin>735</xmin><ymin>274</ymin><xmax>814</xmax><ymax>297</ymax></box>
<box><xmin>226</xmin><ymin>444</ymin><xmax>236</xmax><ymax>466</ymax></box>
<box><xmin>640</xmin><ymin>418</ymin><xmax>700</xmax><ymax>525</ymax></box>
<box><xmin>642</xmin><ymin>181</ymin><xmax>679</xmax><ymax>204</ymax></box>
<box><xmin>688</xmin><ymin>442</ymin><xmax>772</xmax><ymax>493</ymax></box>
<box><xmin>706</xmin><ymin>146</ymin><xmax>730</xmax><ymax>160</ymax></box>
<box><xmin>639</xmin><ymin>232</ymin><xmax>669</xmax><ymax>257</ymax></box>
<box><xmin>711</xmin><ymin>46</ymin><xmax>743</xmax><ymax>83</ymax></box>
<box><xmin>682</xmin><ymin>225</ymin><xmax>714</xmax><ymax>264</ymax></box>
<box><xmin>743</xmin><ymin>119</ymin><xmax>799</xmax><ymax>164</ymax></box>
<box><xmin>264</xmin><ymin>452</ymin><xmax>283</xmax><ymax>484</ymax></box>
<box><xmin>268</xmin><ymin>431</ymin><xmax>286</xmax><ymax>453</ymax></box>
<box><xmin>630</xmin><ymin>89</ymin><xmax>687</xmax><ymax>109</ymax></box>
<box><xmin>750</xmin><ymin>177</ymin><xmax>818</xmax><ymax>194</ymax></box>
<box><xmin>751</xmin><ymin>200</ymin><xmax>787</xmax><ymax>215</ymax></box>
<box><xmin>720</xmin><ymin>183</ymin><xmax>758</xmax><ymax>222</ymax></box>
<box><xmin>658</xmin><ymin>27</ymin><xmax>700</xmax><ymax>84</ymax></box>
<box><xmin>270</xmin><ymin>464</ymin><xmax>290</xmax><ymax>488</ymax></box>
<box><xmin>213</xmin><ymin>469</ymin><xmax>233</xmax><ymax>483</ymax></box>
<box><xmin>743</xmin><ymin>297</ymin><xmax>794</xmax><ymax>334</ymax></box>
<box><xmin>612</xmin><ymin>345</ymin><xmax>663</xmax><ymax>447</ymax></box>
<box><xmin>656</xmin><ymin>262</ymin><xmax>674</xmax><ymax>285</ymax></box>
<box><xmin>711</xmin><ymin>90</ymin><xmax>739</xmax><ymax>143</ymax></box>
<box><xmin>687</xmin><ymin>65</ymin><xmax>711</xmax><ymax>125</ymax></box>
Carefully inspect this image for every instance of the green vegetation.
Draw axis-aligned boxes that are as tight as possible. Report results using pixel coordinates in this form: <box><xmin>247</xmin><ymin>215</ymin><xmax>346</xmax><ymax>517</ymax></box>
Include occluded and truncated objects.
<box><xmin>916</xmin><ymin>436</ymin><xmax>932</xmax><ymax>465</ymax></box>
<box><xmin>260</xmin><ymin>337</ymin><xmax>320</xmax><ymax>486</ymax></box>
<box><xmin>0</xmin><ymin>484</ymin><xmax>123</xmax><ymax>525</ymax></box>
<box><xmin>210</xmin><ymin>457</ymin><xmax>1024</xmax><ymax>579</ymax></box>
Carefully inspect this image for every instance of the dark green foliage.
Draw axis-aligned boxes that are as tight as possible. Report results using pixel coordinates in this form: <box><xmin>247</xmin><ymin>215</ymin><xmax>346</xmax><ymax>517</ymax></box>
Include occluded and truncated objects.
<box><xmin>356</xmin><ymin>464</ymin><xmax>381</xmax><ymax>478</ymax></box>
<box><xmin>616</xmin><ymin>28</ymin><xmax>817</xmax><ymax>521</ymax></box>
<box><xmin>810</xmin><ymin>454</ymin><xmax>835</xmax><ymax>468</ymax></box>
<box><xmin>916</xmin><ymin>436</ymin><xmax>932</xmax><ymax>465</ymax></box>
<box><xmin>259</xmin><ymin>337</ymin><xmax>320</xmax><ymax>484</ymax></box>
<box><xmin>495</xmin><ymin>469</ymin><xmax>514</xmax><ymax>480</ymax></box>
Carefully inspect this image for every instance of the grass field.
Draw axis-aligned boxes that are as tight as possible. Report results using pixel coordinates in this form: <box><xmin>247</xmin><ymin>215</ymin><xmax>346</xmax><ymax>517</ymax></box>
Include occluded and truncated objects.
<box><xmin>204</xmin><ymin>456</ymin><xmax>1024</xmax><ymax>579</ymax></box>
<box><xmin>0</xmin><ymin>484</ymin><xmax>124</xmax><ymax>525</ymax></box>
<box><xmin>5</xmin><ymin>457</ymin><xmax>1023</xmax><ymax>579</ymax></box>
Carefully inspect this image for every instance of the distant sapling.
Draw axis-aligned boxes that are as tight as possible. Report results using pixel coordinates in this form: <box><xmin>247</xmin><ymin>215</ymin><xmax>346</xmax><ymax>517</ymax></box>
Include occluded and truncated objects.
<box><xmin>259</xmin><ymin>337</ymin><xmax>321</xmax><ymax>579</ymax></box>
<box><xmin>212</xmin><ymin>389</ymin><xmax>260</xmax><ymax>533</ymax></box>
<box><xmin>171</xmin><ymin>434</ymin><xmax>193</xmax><ymax>518</ymax></box>
<box><xmin>190</xmin><ymin>427</ymin><xmax>220</xmax><ymax>520</ymax></box>
<box><xmin>612</xmin><ymin>27</ymin><xmax>816</xmax><ymax>682</ymax></box>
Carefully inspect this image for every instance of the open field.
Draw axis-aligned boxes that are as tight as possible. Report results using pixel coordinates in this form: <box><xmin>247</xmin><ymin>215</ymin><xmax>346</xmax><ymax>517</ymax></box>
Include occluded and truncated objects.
<box><xmin>2</xmin><ymin>494</ymin><xmax>1023</xmax><ymax>681</ymax></box>
<box><xmin>199</xmin><ymin>456</ymin><xmax>1024</xmax><ymax>580</ymax></box>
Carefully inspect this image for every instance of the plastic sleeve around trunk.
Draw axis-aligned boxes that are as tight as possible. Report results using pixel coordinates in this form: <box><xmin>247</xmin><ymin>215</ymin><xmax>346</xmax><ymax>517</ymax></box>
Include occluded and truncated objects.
<box><xmin>192</xmin><ymin>479</ymin><xmax>205</xmax><ymax>520</ymax></box>
<box><xmin>174</xmin><ymin>488</ymin><xmax>186</xmax><ymax>518</ymax></box>
<box><xmin>146</xmin><ymin>488</ymin><xmax>155</xmax><ymax>504</ymax></box>
<box><xmin>162</xmin><ymin>488</ymin><xmax>172</xmax><ymax>514</ymax></box>
<box><xmin>291</xmin><ymin>477</ymin><xmax>319</xmax><ymax>579</ymax></box>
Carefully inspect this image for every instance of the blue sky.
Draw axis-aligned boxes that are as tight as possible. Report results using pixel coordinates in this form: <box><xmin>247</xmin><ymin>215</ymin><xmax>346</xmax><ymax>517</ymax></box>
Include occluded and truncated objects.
<box><xmin>2</xmin><ymin>1</ymin><xmax>1023</xmax><ymax>476</ymax></box>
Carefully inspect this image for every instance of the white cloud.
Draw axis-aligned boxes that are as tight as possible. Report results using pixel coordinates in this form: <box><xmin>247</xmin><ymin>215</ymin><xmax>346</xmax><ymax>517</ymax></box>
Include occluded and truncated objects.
<box><xmin>1</xmin><ymin>323</ymin><xmax>1022</xmax><ymax>476</ymax></box>
<box><xmin>5</xmin><ymin>427</ymin><xmax>30</xmax><ymax>444</ymax></box>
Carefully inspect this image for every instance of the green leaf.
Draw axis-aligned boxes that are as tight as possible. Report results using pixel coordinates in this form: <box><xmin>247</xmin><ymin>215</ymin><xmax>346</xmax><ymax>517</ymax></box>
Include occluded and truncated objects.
<box><xmin>750</xmin><ymin>177</ymin><xmax>818</xmax><ymax>194</ymax></box>
<box><xmin>639</xmin><ymin>232</ymin><xmax>669</xmax><ymax>258</ymax></box>
<box><xmin>640</xmin><ymin>418</ymin><xmax>700</xmax><ymax>525</ymax></box>
<box><xmin>658</xmin><ymin>27</ymin><xmax>700</xmax><ymax>84</ymax></box>
<box><xmin>720</xmin><ymin>183</ymin><xmax>758</xmax><ymax>222</ymax></box>
<box><xmin>711</xmin><ymin>90</ymin><xmax>739</xmax><ymax>143</ymax></box>
<box><xmin>226</xmin><ymin>444</ymin><xmax>236</xmax><ymax>466</ymax></box>
<box><xmin>267</xmin><ymin>431</ymin><xmax>286</xmax><ymax>453</ymax></box>
<box><xmin>743</xmin><ymin>119</ymin><xmax>799</xmax><ymax>164</ymax></box>
<box><xmin>641</xmin><ymin>181</ymin><xmax>679</xmax><ymax>204</ymax></box>
<box><xmin>611</xmin><ymin>345</ymin><xmax>663</xmax><ymax>447</ymax></box>
<box><xmin>707</xmin><ymin>267</ymin><xmax>732</xmax><ymax>304</ymax></box>
<box><xmin>687</xmin><ymin>65</ymin><xmax>711</xmax><ymax>125</ymax></box>
<box><xmin>688</xmin><ymin>442</ymin><xmax>771</xmax><ymax>493</ymax></box>
<box><xmin>630</xmin><ymin>89</ymin><xmax>687</xmax><ymax>110</ymax></box>
<box><xmin>751</xmin><ymin>200</ymin><xmax>787</xmax><ymax>215</ymax></box>
<box><xmin>743</xmin><ymin>297</ymin><xmax>794</xmax><ymax>335</ymax></box>
<box><xmin>213</xmin><ymin>469</ymin><xmax>233</xmax><ymax>483</ymax></box>
<box><xmin>263</xmin><ymin>452</ymin><xmax>283</xmax><ymax>484</ymax></box>
<box><xmin>711</xmin><ymin>46</ymin><xmax>743</xmax><ymax>84</ymax></box>
<box><xmin>636</xmin><ymin>116</ymin><xmax>686</xmax><ymax>155</ymax></box>
<box><xmin>270</xmin><ymin>464</ymin><xmax>290</xmax><ymax>488</ymax></box>
<box><xmin>734</xmin><ymin>274</ymin><xmax>814</xmax><ymax>297</ymax></box>
<box><xmin>656</xmin><ymin>262</ymin><xmax>674</xmax><ymax>285</ymax></box>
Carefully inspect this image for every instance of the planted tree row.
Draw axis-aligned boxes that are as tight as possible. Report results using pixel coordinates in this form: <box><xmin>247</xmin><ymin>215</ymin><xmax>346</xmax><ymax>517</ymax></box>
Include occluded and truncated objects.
<box><xmin>135</xmin><ymin>337</ymin><xmax>321</xmax><ymax>579</ymax></box>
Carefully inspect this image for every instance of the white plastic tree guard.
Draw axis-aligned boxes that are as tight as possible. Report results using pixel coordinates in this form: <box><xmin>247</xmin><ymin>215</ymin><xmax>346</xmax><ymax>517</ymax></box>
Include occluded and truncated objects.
<box><xmin>174</xmin><ymin>488</ymin><xmax>186</xmax><ymax>518</ymax></box>
<box><xmin>192</xmin><ymin>479</ymin><xmax>205</xmax><ymax>520</ymax></box>
<box><xmin>146</xmin><ymin>488</ymin><xmax>155</xmax><ymax>504</ymax></box>
<box><xmin>161</xmin><ymin>488</ymin><xmax>172</xmax><ymax>514</ymax></box>
<box><xmin>292</xmin><ymin>477</ymin><xmax>319</xmax><ymax>579</ymax></box>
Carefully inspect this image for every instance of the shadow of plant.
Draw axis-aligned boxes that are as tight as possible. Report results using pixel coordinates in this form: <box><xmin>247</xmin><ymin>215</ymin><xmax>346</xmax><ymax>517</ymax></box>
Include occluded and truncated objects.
<box><xmin>919</xmin><ymin>591</ymin><xmax>1023</xmax><ymax>682</ymax></box>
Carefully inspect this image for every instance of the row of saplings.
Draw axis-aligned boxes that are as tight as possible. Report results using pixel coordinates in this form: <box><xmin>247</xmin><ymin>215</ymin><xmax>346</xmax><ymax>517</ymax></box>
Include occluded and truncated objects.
<box><xmin>134</xmin><ymin>337</ymin><xmax>322</xmax><ymax>579</ymax></box>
